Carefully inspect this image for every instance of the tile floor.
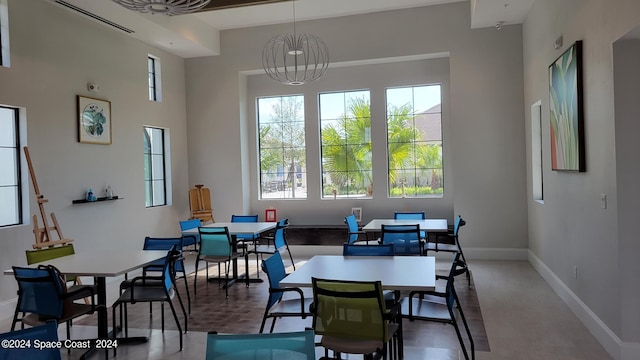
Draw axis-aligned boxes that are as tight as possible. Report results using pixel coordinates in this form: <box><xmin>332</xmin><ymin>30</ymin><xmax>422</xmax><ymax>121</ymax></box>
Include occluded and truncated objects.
<box><xmin>2</xmin><ymin>257</ymin><xmax>613</xmax><ymax>360</ymax></box>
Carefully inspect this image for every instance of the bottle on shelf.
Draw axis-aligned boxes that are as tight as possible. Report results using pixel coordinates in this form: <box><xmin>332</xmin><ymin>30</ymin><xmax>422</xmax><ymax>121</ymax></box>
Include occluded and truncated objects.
<box><xmin>87</xmin><ymin>188</ymin><xmax>95</xmax><ymax>202</ymax></box>
<box><xmin>105</xmin><ymin>185</ymin><xmax>113</xmax><ymax>199</ymax></box>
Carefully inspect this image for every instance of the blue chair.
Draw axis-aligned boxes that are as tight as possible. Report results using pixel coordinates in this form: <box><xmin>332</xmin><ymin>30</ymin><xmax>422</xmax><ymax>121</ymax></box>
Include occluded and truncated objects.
<box><xmin>343</xmin><ymin>243</ymin><xmax>395</xmax><ymax>256</ymax></box>
<box><xmin>380</xmin><ymin>224</ymin><xmax>422</xmax><ymax>255</ymax></box>
<box><xmin>140</xmin><ymin>237</ymin><xmax>191</xmax><ymax>314</ymax></box>
<box><xmin>206</xmin><ymin>329</ymin><xmax>316</xmax><ymax>360</ymax></box>
<box><xmin>394</xmin><ymin>211</ymin><xmax>427</xmax><ymax>239</ymax></box>
<box><xmin>11</xmin><ymin>265</ymin><xmax>97</xmax><ymax>339</ymax></box>
<box><xmin>400</xmin><ymin>252</ymin><xmax>475</xmax><ymax>360</ymax></box>
<box><xmin>259</xmin><ymin>252</ymin><xmax>311</xmax><ymax>333</ymax></box>
<box><xmin>231</xmin><ymin>214</ymin><xmax>260</xmax><ymax>253</ymax></box>
<box><xmin>424</xmin><ymin>215</ymin><xmax>470</xmax><ymax>287</ymax></box>
<box><xmin>345</xmin><ymin>214</ymin><xmax>369</xmax><ymax>244</ymax></box>
<box><xmin>112</xmin><ymin>245</ymin><xmax>187</xmax><ymax>353</ymax></box>
<box><xmin>250</xmin><ymin>219</ymin><xmax>296</xmax><ymax>272</ymax></box>
<box><xmin>179</xmin><ymin>219</ymin><xmax>202</xmax><ymax>251</ymax></box>
<box><xmin>195</xmin><ymin>226</ymin><xmax>240</xmax><ymax>298</ymax></box>
<box><xmin>0</xmin><ymin>322</ymin><xmax>61</xmax><ymax>360</ymax></box>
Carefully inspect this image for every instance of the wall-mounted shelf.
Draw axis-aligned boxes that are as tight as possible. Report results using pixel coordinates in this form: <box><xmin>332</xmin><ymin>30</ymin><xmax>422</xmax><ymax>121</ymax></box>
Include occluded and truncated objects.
<box><xmin>72</xmin><ymin>196</ymin><xmax>121</xmax><ymax>204</ymax></box>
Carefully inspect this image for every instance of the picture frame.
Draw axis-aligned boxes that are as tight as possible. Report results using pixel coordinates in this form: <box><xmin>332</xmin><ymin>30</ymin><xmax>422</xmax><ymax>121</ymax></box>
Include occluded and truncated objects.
<box><xmin>351</xmin><ymin>207</ymin><xmax>362</xmax><ymax>223</ymax></box>
<box><xmin>78</xmin><ymin>95</ymin><xmax>112</xmax><ymax>145</ymax></box>
<box><xmin>549</xmin><ymin>40</ymin><xmax>585</xmax><ymax>172</ymax></box>
<box><xmin>265</xmin><ymin>208</ymin><xmax>277</xmax><ymax>222</ymax></box>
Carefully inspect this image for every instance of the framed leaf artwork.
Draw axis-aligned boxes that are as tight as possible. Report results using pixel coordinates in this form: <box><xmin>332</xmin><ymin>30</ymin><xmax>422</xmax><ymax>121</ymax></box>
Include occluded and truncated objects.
<box><xmin>78</xmin><ymin>95</ymin><xmax>111</xmax><ymax>145</ymax></box>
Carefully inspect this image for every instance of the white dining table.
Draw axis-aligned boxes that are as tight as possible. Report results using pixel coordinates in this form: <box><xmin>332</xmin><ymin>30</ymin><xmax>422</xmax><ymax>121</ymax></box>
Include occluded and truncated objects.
<box><xmin>279</xmin><ymin>255</ymin><xmax>436</xmax><ymax>291</ymax></box>
<box><xmin>4</xmin><ymin>249</ymin><xmax>167</xmax><ymax>358</ymax></box>
<box><xmin>362</xmin><ymin>218</ymin><xmax>449</xmax><ymax>233</ymax></box>
<box><xmin>181</xmin><ymin>221</ymin><xmax>277</xmax><ymax>236</ymax></box>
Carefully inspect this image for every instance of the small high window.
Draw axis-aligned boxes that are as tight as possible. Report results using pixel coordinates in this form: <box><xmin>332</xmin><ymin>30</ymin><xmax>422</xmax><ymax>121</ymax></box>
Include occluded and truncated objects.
<box><xmin>0</xmin><ymin>0</ymin><xmax>10</xmax><ymax>67</ymax></box>
<box><xmin>148</xmin><ymin>55</ymin><xmax>162</xmax><ymax>102</ymax></box>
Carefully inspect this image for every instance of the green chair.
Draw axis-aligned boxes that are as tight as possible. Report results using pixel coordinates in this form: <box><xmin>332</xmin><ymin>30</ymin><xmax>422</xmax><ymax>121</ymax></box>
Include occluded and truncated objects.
<box><xmin>311</xmin><ymin>277</ymin><xmax>401</xmax><ymax>360</ymax></box>
<box><xmin>206</xmin><ymin>329</ymin><xmax>316</xmax><ymax>360</ymax></box>
<box><xmin>25</xmin><ymin>244</ymin><xmax>96</xmax><ymax>304</ymax></box>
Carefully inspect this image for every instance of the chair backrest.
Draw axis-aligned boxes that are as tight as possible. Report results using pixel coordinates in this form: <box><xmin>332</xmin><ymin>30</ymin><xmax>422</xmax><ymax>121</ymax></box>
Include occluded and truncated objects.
<box><xmin>261</xmin><ymin>252</ymin><xmax>287</xmax><ymax>307</ymax></box>
<box><xmin>231</xmin><ymin>214</ymin><xmax>258</xmax><ymax>223</ymax></box>
<box><xmin>380</xmin><ymin>224</ymin><xmax>421</xmax><ymax>255</ymax></box>
<box><xmin>272</xmin><ymin>221</ymin><xmax>290</xmax><ymax>250</ymax></box>
<box><xmin>394</xmin><ymin>211</ymin><xmax>426</xmax><ymax>220</ymax></box>
<box><xmin>0</xmin><ymin>322</ymin><xmax>62</xmax><ymax>360</ymax></box>
<box><xmin>344</xmin><ymin>214</ymin><xmax>360</xmax><ymax>244</ymax></box>
<box><xmin>198</xmin><ymin>227</ymin><xmax>234</xmax><ymax>257</ymax></box>
<box><xmin>180</xmin><ymin>218</ymin><xmax>201</xmax><ymax>231</ymax></box>
<box><xmin>143</xmin><ymin>237</ymin><xmax>185</xmax><ymax>271</ymax></box>
<box><xmin>443</xmin><ymin>252</ymin><xmax>463</xmax><ymax>307</ymax></box>
<box><xmin>25</xmin><ymin>244</ymin><xmax>75</xmax><ymax>265</ymax></box>
<box><xmin>343</xmin><ymin>243</ymin><xmax>395</xmax><ymax>256</ymax></box>
<box><xmin>453</xmin><ymin>215</ymin><xmax>465</xmax><ymax>236</ymax></box>
<box><xmin>312</xmin><ymin>277</ymin><xmax>388</xmax><ymax>342</ymax></box>
<box><xmin>161</xmin><ymin>245</ymin><xmax>181</xmax><ymax>291</ymax></box>
<box><xmin>179</xmin><ymin>219</ymin><xmax>202</xmax><ymax>247</ymax></box>
<box><xmin>206</xmin><ymin>329</ymin><xmax>316</xmax><ymax>360</ymax></box>
<box><xmin>12</xmin><ymin>266</ymin><xmax>65</xmax><ymax>319</ymax></box>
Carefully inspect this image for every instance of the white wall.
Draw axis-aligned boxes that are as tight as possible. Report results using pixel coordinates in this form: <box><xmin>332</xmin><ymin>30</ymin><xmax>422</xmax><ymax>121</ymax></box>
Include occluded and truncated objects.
<box><xmin>185</xmin><ymin>2</ymin><xmax>528</xmax><ymax>253</ymax></box>
<box><xmin>0</xmin><ymin>0</ymin><xmax>190</xmax><ymax>304</ymax></box>
<box><xmin>523</xmin><ymin>0</ymin><xmax>640</xmax><ymax>358</ymax></box>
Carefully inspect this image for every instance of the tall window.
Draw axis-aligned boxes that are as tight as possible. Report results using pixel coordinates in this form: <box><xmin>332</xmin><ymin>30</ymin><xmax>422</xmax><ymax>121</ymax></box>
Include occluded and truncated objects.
<box><xmin>0</xmin><ymin>106</ymin><xmax>21</xmax><ymax>226</ymax></box>
<box><xmin>143</xmin><ymin>126</ymin><xmax>167</xmax><ymax>207</ymax></box>
<box><xmin>386</xmin><ymin>85</ymin><xmax>443</xmax><ymax>197</ymax></box>
<box><xmin>0</xmin><ymin>0</ymin><xmax>10</xmax><ymax>67</ymax></box>
<box><xmin>148</xmin><ymin>55</ymin><xmax>161</xmax><ymax>102</ymax></box>
<box><xmin>257</xmin><ymin>95</ymin><xmax>307</xmax><ymax>199</ymax></box>
<box><xmin>319</xmin><ymin>90</ymin><xmax>372</xmax><ymax>198</ymax></box>
<box><xmin>531</xmin><ymin>101</ymin><xmax>543</xmax><ymax>202</ymax></box>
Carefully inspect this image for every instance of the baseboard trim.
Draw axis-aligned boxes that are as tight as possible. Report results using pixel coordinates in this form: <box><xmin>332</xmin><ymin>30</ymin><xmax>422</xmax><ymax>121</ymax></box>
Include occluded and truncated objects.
<box><xmin>0</xmin><ymin>297</ymin><xmax>17</xmax><ymax>326</ymax></box>
<box><xmin>528</xmin><ymin>250</ymin><xmax>640</xmax><ymax>360</ymax></box>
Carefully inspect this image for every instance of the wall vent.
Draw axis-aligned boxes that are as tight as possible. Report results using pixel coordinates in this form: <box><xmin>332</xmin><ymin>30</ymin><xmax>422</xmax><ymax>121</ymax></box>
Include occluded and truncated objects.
<box><xmin>52</xmin><ymin>0</ymin><xmax>135</xmax><ymax>34</ymax></box>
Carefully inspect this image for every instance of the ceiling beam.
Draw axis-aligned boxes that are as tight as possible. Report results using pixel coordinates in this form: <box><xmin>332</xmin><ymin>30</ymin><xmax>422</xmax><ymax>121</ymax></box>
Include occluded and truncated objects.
<box><xmin>197</xmin><ymin>0</ymin><xmax>289</xmax><ymax>12</ymax></box>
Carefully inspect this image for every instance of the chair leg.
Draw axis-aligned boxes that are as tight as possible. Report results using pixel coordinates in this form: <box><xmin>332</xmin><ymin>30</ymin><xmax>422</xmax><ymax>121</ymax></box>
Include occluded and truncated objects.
<box><xmin>286</xmin><ymin>245</ymin><xmax>296</xmax><ymax>270</ymax></box>
<box><xmin>161</xmin><ymin>302</ymin><xmax>165</xmax><ymax>332</ymax></box>
<box><xmin>259</xmin><ymin>309</ymin><xmax>270</xmax><ymax>333</ymax></box>
<box><xmin>455</xmin><ymin>295</ymin><xmax>475</xmax><ymax>360</ymax></box>
<box><xmin>172</xmin><ymin>279</ymin><xmax>188</xmax><ymax>333</ymax></box>
<box><xmin>181</xmin><ymin>270</ymin><xmax>191</xmax><ymax>314</ymax></box>
<box><xmin>194</xmin><ymin>258</ymin><xmax>199</xmax><ymax>296</ymax></box>
<box><xmin>166</xmin><ymin>299</ymin><xmax>184</xmax><ymax>351</ymax></box>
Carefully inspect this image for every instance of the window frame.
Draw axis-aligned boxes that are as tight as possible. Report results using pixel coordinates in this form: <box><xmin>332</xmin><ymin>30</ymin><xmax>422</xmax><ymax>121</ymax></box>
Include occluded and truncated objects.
<box><xmin>0</xmin><ymin>0</ymin><xmax>10</xmax><ymax>68</ymax></box>
<box><xmin>319</xmin><ymin>89</ymin><xmax>373</xmax><ymax>199</ymax></box>
<box><xmin>148</xmin><ymin>55</ymin><xmax>162</xmax><ymax>102</ymax></box>
<box><xmin>0</xmin><ymin>106</ymin><xmax>22</xmax><ymax>227</ymax></box>
<box><xmin>257</xmin><ymin>94</ymin><xmax>307</xmax><ymax>200</ymax></box>
<box><xmin>143</xmin><ymin>126</ymin><xmax>171</xmax><ymax>208</ymax></box>
<box><xmin>385</xmin><ymin>84</ymin><xmax>444</xmax><ymax>198</ymax></box>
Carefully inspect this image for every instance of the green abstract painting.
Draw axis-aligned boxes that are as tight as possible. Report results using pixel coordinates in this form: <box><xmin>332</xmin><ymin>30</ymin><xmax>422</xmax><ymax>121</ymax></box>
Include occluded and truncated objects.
<box><xmin>549</xmin><ymin>41</ymin><xmax>585</xmax><ymax>172</ymax></box>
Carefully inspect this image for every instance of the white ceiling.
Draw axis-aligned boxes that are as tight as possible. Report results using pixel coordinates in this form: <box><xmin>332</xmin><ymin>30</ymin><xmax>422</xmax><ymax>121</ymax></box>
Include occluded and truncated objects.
<box><xmin>46</xmin><ymin>0</ymin><xmax>535</xmax><ymax>58</ymax></box>
<box><xmin>195</xmin><ymin>0</ymin><xmax>534</xmax><ymax>30</ymax></box>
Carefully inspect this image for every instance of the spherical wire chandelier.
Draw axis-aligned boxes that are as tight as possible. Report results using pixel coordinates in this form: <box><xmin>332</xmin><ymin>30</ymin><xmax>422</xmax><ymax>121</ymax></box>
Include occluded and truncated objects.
<box><xmin>262</xmin><ymin>0</ymin><xmax>329</xmax><ymax>85</ymax></box>
<box><xmin>112</xmin><ymin>0</ymin><xmax>211</xmax><ymax>16</ymax></box>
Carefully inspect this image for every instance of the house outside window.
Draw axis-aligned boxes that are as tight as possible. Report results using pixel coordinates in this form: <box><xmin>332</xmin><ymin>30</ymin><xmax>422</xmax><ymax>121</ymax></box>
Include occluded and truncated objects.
<box><xmin>386</xmin><ymin>84</ymin><xmax>443</xmax><ymax>197</ymax></box>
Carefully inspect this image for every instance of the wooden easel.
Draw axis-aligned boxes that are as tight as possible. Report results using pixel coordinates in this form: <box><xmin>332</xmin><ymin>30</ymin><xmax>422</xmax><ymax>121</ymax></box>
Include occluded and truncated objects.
<box><xmin>188</xmin><ymin>184</ymin><xmax>215</xmax><ymax>223</ymax></box>
<box><xmin>23</xmin><ymin>147</ymin><xmax>73</xmax><ymax>249</ymax></box>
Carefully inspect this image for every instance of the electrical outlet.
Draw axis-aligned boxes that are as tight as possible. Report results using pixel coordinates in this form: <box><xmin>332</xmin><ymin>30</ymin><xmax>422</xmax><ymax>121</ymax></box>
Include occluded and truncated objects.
<box><xmin>573</xmin><ymin>265</ymin><xmax>578</xmax><ymax>279</ymax></box>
